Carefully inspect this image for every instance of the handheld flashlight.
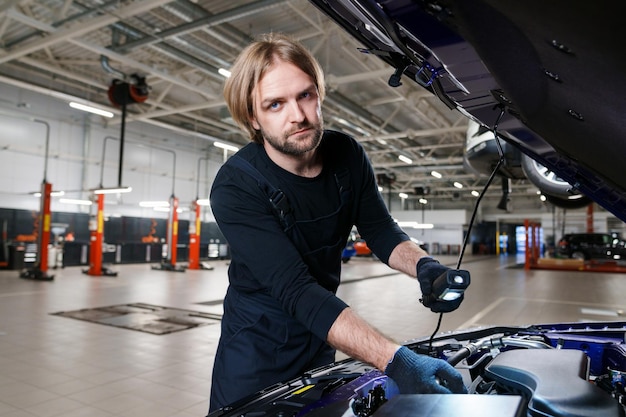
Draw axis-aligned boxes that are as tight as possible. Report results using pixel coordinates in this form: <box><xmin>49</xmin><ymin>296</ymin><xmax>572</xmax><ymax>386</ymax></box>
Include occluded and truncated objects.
<box><xmin>431</xmin><ymin>269</ymin><xmax>470</xmax><ymax>301</ymax></box>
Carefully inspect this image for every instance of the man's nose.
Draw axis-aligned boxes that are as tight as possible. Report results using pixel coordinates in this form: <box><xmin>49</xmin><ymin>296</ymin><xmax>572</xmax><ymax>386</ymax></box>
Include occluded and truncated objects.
<box><xmin>287</xmin><ymin>101</ymin><xmax>305</xmax><ymax>122</ymax></box>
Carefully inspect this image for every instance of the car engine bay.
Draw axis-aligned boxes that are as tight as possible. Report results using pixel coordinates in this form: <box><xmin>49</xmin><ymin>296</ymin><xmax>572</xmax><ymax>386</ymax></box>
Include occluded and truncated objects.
<box><xmin>210</xmin><ymin>321</ymin><xmax>626</xmax><ymax>417</ymax></box>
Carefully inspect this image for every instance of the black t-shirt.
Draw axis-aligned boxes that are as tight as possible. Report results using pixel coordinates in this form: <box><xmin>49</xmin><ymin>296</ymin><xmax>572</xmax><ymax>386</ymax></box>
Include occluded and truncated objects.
<box><xmin>210</xmin><ymin>130</ymin><xmax>409</xmax><ymax>340</ymax></box>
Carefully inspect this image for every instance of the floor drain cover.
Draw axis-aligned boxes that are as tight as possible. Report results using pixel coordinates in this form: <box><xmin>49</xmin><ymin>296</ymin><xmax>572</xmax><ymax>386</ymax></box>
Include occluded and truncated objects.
<box><xmin>51</xmin><ymin>303</ymin><xmax>222</xmax><ymax>335</ymax></box>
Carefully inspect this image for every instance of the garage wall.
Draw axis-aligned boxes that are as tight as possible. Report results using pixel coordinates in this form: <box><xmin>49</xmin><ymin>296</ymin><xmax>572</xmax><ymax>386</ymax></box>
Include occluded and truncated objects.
<box><xmin>0</xmin><ymin>85</ymin><xmax>225</xmax><ymax>221</ymax></box>
<box><xmin>391</xmin><ymin>209</ymin><xmax>467</xmax><ymax>249</ymax></box>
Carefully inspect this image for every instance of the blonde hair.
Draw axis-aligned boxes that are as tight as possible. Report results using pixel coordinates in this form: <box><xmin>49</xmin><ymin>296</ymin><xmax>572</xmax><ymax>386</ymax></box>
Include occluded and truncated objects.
<box><xmin>223</xmin><ymin>33</ymin><xmax>326</xmax><ymax>144</ymax></box>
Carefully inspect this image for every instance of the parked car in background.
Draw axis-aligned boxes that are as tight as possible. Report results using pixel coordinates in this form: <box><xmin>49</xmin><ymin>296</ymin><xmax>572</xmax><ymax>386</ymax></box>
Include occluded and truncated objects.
<box><xmin>342</xmin><ymin>230</ymin><xmax>373</xmax><ymax>262</ymax></box>
<box><xmin>557</xmin><ymin>233</ymin><xmax>626</xmax><ymax>261</ymax></box>
<box><xmin>354</xmin><ymin>238</ymin><xmax>372</xmax><ymax>257</ymax></box>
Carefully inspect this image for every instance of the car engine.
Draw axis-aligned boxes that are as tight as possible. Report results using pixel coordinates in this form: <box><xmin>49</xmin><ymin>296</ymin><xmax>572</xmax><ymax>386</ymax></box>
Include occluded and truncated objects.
<box><xmin>209</xmin><ymin>321</ymin><xmax>626</xmax><ymax>417</ymax></box>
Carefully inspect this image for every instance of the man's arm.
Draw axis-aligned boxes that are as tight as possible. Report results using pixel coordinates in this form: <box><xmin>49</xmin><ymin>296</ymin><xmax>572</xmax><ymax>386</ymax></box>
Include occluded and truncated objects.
<box><xmin>387</xmin><ymin>239</ymin><xmax>430</xmax><ymax>278</ymax></box>
<box><xmin>326</xmin><ymin>302</ymin><xmax>467</xmax><ymax>394</ymax></box>
<box><xmin>326</xmin><ymin>239</ymin><xmax>467</xmax><ymax>394</ymax></box>
<box><xmin>325</xmin><ymin>240</ymin><xmax>429</xmax><ymax>370</ymax></box>
<box><xmin>326</xmin><ymin>307</ymin><xmax>399</xmax><ymax>371</ymax></box>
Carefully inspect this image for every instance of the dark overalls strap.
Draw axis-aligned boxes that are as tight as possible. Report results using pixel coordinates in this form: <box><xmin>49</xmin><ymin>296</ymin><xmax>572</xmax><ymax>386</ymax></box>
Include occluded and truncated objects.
<box><xmin>334</xmin><ymin>167</ymin><xmax>351</xmax><ymax>206</ymax></box>
<box><xmin>230</xmin><ymin>155</ymin><xmax>311</xmax><ymax>252</ymax></box>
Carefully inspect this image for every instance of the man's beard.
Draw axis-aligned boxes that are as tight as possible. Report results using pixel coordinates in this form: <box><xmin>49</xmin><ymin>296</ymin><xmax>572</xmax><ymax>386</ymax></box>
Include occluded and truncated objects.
<box><xmin>261</xmin><ymin>122</ymin><xmax>324</xmax><ymax>156</ymax></box>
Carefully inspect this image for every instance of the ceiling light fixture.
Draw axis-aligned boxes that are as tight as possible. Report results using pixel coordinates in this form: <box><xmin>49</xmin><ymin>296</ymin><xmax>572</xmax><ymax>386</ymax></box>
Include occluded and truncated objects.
<box><xmin>419</xmin><ymin>198</ymin><xmax>428</xmax><ymax>204</ymax></box>
<box><xmin>213</xmin><ymin>141</ymin><xmax>239</xmax><ymax>152</ymax></box>
<box><xmin>196</xmin><ymin>199</ymin><xmax>211</xmax><ymax>206</ymax></box>
<box><xmin>399</xmin><ymin>192</ymin><xmax>409</xmax><ymax>199</ymax></box>
<box><xmin>33</xmin><ymin>190</ymin><xmax>65</xmax><ymax>197</ymax></box>
<box><xmin>218</xmin><ymin>68</ymin><xmax>231</xmax><ymax>78</ymax></box>
<box><xmin>471</xmin><ymin>190</ymin><xmax>480</xmax><ymax>197</ymax></box>
<box><xmin>453</xmin><ymin>182</ymin><xmax>463</xmax><ymax>189</ymax></box>
<box><xmin>431</xmin><ymin>171</ymin><xmax>442</xmax><ymax>178</ymax></box>
<box><xmin>93</xmin><ymin>186</ymin><xmax>132</xmax><ymax>195</ymax></box>
<box><xmin>69</xmin><ymin>102</ymin><xmax>114</xmax><ymax>118</ymax></box>
<box><xmin>396</xmin><ymin>221</ymin><xmax>434</xmax><ymax>229</ymax></box>
<box><xmin>398</xmin><ymin>155</ymin><xmax>413</xmax><ymax>164</ymax></box>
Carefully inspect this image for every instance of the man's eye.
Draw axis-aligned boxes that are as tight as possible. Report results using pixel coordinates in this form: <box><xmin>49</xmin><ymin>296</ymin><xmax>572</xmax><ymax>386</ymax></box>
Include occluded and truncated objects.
<box><xmin>301</xmin><ymin>92</ymin><xmax>310</xmax><ymax>99</ymax></box>
<box><xmin>269</xmin><ymin>102</ymin><xmax>280</xmax><ymax>110</ymax></box>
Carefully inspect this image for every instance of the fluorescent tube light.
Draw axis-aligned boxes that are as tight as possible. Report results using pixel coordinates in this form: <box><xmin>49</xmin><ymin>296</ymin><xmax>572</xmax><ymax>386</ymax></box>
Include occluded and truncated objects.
<box><xmin>396</xmin><ymin>221</ymin><xmax>434</xmax><ymax>229</ymax></box>
<box><xmin>69</xmin><ymin>102</ymin><xmax>114</xmax><ymax>118</ymax></box>
<box><xmin>33</xmin><ymin>190</ymin><xmax>65</xmax><ymax>197</ymax></box>
<box><xmin>218</xmin><ymin>68</ymin><xmax>231</xmax><ymax>78</ymax></box>
<box><xmin>93</xmin><ymin>186</ymin><xmax>132</xmax><ymax>194</ymax></box>
<box><xmin>398</xmin><ymin>155</ymin><xmax>413</xmax><ymax>164</ymax></box>
<box><xmin>453</xmin><ymin>182</ymin><xmax>463</xmax><ymax>189</ymax></box>
<box><xmin>399</xmin><ymin>192</ymin><xmax>408</xmax><ymax>199</ymax></box>
<box><xmin>431</xmin><ymin>171</ymin><xmax>442</xmax><ymax>178</ymax></box>
<box><xmin>214</xmin><ymin>141</ymin><xmax>239</xmax><ymax>152</ymax></box>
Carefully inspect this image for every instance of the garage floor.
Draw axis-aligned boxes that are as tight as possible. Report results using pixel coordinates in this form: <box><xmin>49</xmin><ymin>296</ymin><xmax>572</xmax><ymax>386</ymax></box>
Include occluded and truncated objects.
<box><xmin>1</xmin><ymin>254</ymin><xmax>625</xmax><ymax>416</ymax></box>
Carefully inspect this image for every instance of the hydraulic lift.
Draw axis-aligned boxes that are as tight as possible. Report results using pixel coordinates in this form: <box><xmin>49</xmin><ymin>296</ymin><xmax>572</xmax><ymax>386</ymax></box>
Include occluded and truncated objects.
<box><xmin>83</xmin><ymin>193</ymin><xmax>117</xmax><ymax>277</ymax></box>
<box><xmin>187</xmin><ymin>198</ymin><xmax>214</xmax><ymax>271</ymax></box>
<box><xmin>524</xmin><ymin>217</ymin><xmax>626</xmax><ymax>273</ymax></box>
<box><xmin>20</xmin><ymin>181</ymin><xmax>54</xmax><ymax>280</ymax></box>
<box><xmin>153</xmin><ymin>195</ymin><xmax>186</xmax><ymax>272</ymax></box>
<box><xmin>20</xmin><ymin>119</ymin><xmax>54</xmax><ymax>281</ymax></box>
<box><xmin>187</xmin><ymin>199</ymin><xmax>201</xmax><ymax>270</ymax></box>
<box><xmin>187</xmin><ymin>156</ymin><xmax>213</xmax><ymax>271</ymax></box>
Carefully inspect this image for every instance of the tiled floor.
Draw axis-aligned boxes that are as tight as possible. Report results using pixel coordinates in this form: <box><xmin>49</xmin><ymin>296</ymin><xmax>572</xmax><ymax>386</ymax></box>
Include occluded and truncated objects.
<box><xmin>1</xmin><ymin>254</ymin><xmax>626</xmax><ymax>416</ymax></box>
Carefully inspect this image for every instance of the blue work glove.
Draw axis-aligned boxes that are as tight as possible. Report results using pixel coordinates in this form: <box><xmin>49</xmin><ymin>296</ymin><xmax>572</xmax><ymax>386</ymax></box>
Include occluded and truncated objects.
<box><xmin>417</xmin><ymin>257</ymin><xmax>464</xmax><ymax>313</ymax></box>
<box><xmin>385</xmin><ymin>346</ymin><xmax>467</xmax><ymax>394</ymax></box>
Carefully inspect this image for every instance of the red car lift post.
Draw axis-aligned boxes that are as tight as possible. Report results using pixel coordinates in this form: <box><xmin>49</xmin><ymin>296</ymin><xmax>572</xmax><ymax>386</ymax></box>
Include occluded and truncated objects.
<box><xmin>20</xmin><ymin>181</ymin><xmax>54</xmax><ymax>280</ymax></box>
<box><xmin>153</xmin><ymin>195</ymin><xmax>185</xmax><ymax>272</ymax></box>
<box><xmin>21</xmin><ymin>119</ymin><xmax>54</xmax><ymax>281</ymax></box>
<box><xmin>84</xmin><ymin>193</ymin><xmax>117</xmax><ymax>277</ymax></box>
<box><xmin>187</xmin><ymin>199</ymin><xmax>201</xmax><ymax>270</ymax></box>
<box><xmin>187</xmin><ymin>156</ymin><xmax>213</xmax><ymax>270</ymax></box>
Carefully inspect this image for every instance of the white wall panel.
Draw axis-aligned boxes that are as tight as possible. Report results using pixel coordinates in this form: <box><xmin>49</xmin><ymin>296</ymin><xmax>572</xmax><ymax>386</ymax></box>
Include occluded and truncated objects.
<box><xmin>0</xmin><ymin>88</ymin><xmax>226</xmax><ymax>217</ymax></box>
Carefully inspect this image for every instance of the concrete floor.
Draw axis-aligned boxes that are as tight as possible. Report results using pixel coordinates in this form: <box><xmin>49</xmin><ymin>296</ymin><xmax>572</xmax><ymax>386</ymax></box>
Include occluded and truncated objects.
<box><xmin>1</xmin><ymin>254</ymin><xmax>625</xmax><ymax>416</ymax></box>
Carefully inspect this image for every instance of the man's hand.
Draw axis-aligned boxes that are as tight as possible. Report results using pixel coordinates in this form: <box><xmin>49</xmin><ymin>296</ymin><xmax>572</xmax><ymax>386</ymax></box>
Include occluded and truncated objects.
<box><xmin>416</xmin><ymin>257</ymin><xmax>464</xmax><ymax>313</ymax></box>
<box><xmin>384</xmin><ymin>346</ymin><xmax>467</xmax><ymax>394</ymax></box>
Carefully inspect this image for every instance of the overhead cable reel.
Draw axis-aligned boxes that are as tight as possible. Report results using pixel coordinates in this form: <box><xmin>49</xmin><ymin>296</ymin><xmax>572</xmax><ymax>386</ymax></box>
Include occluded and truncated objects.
<box><xmin>107</xmin><ymin>73</ymin><xmax>149</xmax><ymax>107</ymax></box>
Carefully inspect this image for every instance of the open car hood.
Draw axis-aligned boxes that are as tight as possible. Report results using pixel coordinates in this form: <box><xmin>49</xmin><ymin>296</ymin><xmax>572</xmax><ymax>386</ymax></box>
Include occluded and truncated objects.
<box><xmin>309</xmin><ymin>0</ymin><xmax>626</xmax><ymax>221</ymax></box>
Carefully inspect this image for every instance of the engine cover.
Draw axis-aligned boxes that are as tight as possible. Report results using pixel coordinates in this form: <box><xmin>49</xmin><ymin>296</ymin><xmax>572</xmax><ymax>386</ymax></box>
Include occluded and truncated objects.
<box><xmin>484</xmin><ymin>349</ymin><xmax>625</xmax><ymax>417</ymax></box>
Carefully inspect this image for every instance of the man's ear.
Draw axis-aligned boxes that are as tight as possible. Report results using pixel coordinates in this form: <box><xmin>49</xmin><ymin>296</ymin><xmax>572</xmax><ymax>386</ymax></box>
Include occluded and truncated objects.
<box><xmin>250</xmin><ymin>116</ymin><xmax>260</xmax><ymax>131</ymax></box>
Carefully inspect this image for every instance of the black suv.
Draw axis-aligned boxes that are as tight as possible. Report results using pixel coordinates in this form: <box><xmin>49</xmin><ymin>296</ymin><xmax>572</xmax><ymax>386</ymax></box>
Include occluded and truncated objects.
<box><xmin>557</xmin><ymin>233</ymin><xmax>626</xmax><ymax>260</ymax></box>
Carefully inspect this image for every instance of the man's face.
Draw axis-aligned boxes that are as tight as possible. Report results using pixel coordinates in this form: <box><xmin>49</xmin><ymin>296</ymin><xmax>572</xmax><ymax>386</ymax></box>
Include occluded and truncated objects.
<box><xmin>251</xmin><ymin>59</ymin><xmax>323</xmax><ymax>156</ymax></box>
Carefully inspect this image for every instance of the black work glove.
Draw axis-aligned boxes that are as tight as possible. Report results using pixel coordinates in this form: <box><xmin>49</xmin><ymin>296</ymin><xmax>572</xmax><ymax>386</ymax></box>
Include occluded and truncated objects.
<box><xmin>385</xmin><ymin>346</ymin><xmax>467</xmax><ymax>394</ymax></box>
<box><xmin>417</xmin><ymin>257</ymin><xmax>464</xmax><ymax>313</ymax></box>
